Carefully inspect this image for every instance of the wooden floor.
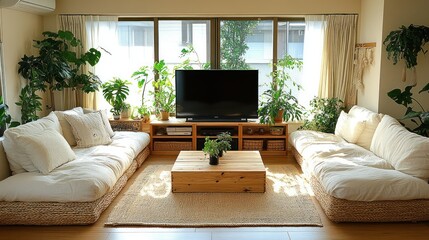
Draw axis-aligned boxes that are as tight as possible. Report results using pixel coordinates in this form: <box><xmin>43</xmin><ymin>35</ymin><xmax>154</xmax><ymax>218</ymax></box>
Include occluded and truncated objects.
<box><xmin>1</xmin><ymin>154</ymin><xmax>429</xmax><ymax>240</ymax></box>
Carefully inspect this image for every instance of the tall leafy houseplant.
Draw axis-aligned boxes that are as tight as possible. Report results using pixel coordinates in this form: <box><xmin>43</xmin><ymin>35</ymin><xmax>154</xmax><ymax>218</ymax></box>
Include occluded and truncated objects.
<box><xmin>17</xmin><ymin>30</ymin><xmax>101</xmax><ymax>123</ymax></box>
<box><xmin>258</xmin><ymin>55</ymin><xmax>304</xmax><ymax>125</ymax></box>
<box><xmin>383</xmin><ymin>24</ymin><xmax>429</xmax><ymax>82</ymax></box>
<box><xmin>102</xmin><ymin>78</ymin><xmax>130</xmax><ymax>119</ymax></box>
<box><xmin>299</xmin><ymin>97</ymin><xmax>344</xmax><ymax>133</ymax></box>
<box><xmin>387</xmin><ymin>83</ymin><xmax>429</xmax><ymax>137</ymax></box>
<box><xmin>150</xmin><ymin>61</ymin><xmax>175</xmax><ymax>120</ymax></box>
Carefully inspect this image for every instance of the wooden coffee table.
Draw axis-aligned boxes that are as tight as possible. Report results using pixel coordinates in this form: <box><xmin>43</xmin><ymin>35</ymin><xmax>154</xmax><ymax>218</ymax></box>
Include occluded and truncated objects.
<box><xmin>171</xmin><ymin>151</ymin><xmax>266</xmax><ymax>193</ymax></box>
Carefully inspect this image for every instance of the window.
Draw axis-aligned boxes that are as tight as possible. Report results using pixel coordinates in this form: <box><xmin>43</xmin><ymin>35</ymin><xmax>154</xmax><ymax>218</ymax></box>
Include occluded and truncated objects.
<box><xmin>220</xmin><ymin>20</ymin><xmax>273</xmax><ymax>96</ymax></box>
<box><xmin>278</xmin><ymin>20</ymin><xmax>305</xmax><ymax>98</ymax></box>
<box><xmin>92</xmin><ymin>18</ymin><xmax>305</xmax><ymax>114</ymax></box>
<box><xmin>159</xmin><ymin>20</ymin><xmax>210</xmax><ymax>70</ymax></box>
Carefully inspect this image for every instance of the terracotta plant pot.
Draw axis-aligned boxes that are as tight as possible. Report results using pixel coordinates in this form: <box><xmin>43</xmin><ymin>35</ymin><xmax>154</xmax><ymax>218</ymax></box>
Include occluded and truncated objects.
<box><xmin>160</xmin><ymin>111</ymin><xmax>169</xmax><ymax>121</ymax></box>
<box><xmin>274</xmin><ymin>109</ymin><xmax>284</xmax><ymax>123</ymax></box>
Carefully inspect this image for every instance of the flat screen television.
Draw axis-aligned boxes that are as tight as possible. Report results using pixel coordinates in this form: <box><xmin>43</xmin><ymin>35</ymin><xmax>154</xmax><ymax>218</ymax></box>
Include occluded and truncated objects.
<box><xmin>175</xmin><ymin>69</ymin><xmax>259</xmax><ymax>122</ymax></box>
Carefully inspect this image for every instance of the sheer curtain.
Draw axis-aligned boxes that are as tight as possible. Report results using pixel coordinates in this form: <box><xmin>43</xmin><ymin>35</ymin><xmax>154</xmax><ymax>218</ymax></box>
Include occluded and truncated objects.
<box><xmin>318</xmin><ymin>15</ymin><xmax>358</xmax><ymax>108</ymax></box>
<box><xmin>300</xmin><ymin>15</ymin><xmax>325</xmax><ymax>109</ymax></box>
<box><xmin>57</xmin><ymin>15</ymin><xmax>118</xmax><ymax>110</ymax></box>
<box><xmin>85</xmin><ymin>16</ymin><xmax>118</xmax><ymax>111</ymax></box>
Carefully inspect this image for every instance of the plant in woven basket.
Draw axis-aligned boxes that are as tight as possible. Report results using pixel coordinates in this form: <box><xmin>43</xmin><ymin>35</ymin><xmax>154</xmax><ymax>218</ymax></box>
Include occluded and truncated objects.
<box><xmin>216</xmin><ymin>132</ymin><xmax>232</xmax><ymax>157</ymax></box>
<box><xmin>299</xmin><ymin>97</ymin><xmax>344</xmax><ymax>133</ymax></box>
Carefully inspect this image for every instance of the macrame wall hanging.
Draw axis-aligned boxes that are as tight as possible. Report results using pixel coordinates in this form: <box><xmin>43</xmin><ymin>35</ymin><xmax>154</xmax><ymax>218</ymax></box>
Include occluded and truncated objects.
<box><xmin>353</xmin><ymin>42</ymin><xmax>376</xmax><ymax>91</ymax></box>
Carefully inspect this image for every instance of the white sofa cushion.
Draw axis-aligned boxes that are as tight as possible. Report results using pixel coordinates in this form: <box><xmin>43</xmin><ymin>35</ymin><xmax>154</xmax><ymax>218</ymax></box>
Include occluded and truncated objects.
<box><xmin>54</xmin><ymin>107</ymin><xmax>84</xmax><ymax>146</ymax></box>
<box><xmin>0</xmin><ymin>132</ymin><xmax>150</xmax><ymax>202</ymax></box>
<box><xmin>19</xmin><ymin>128</ymin><xmax>76</xmax><ymax>174</ymax></box>
<box><xmin>313</xmin><ymin>160</ymin><xmax>429</xmax><ymax>201</ymax></box>
<box><xmin>335</xmin><ymin>111</ymin><xmax>366</xmax><ymax>143</ymax></box>
<box><xmin>2</xmin><ymin>112</ymin><xmax>62</xmax><ymax>174</ymax></box>
<box><xmin>64</xmin><ymin>112</ymin><xmax>112</xmax><ymax>148</ymax></box>
<box><xmin>371</xmin><ymin>115</ymin><xmax>429</xmax><ymax>180</ymax></box>
<box><xmin>348</xmin><ymin>105</ymin><xmax>383</xmax><ymax>150</ymax></box>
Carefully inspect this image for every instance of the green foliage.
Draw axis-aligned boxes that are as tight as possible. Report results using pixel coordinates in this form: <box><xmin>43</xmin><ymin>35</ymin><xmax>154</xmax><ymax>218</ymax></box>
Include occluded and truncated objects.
<box><xmin>102</xmin><ymin>78</ymin><xmax>130</xmax><ymax>116</ymax></box>
<box><xmin>216</xmin><ymin>132</ymin><xmax>232</xmax><ymax>153</ymax></box>
<box><xmin>387</xmin><ymin>83</ymin><xmax>429</xmax><ymax>137</ymax></box>
<box><xmin>150</xmin><ymin>61</ymin><xmax>176</xmax><ymax>114</ymax></box>
<box><xmin>179</xmin><ymin>45</ymin><xmax>211</xmax><ymax>70</ymax></box>
<box><xmin>258</xmin><ymin>55</ymin><xmax>304</xmax><ymax>125</ymax></box>
<box><xmin>383</xmin><ymin>24</ymin><xmax>429</xmax><ymax>69</ymax></box>
<box><xmin>202</xmin><ymin>136</ymin><xmax>220</xmax><ymax>157</ymax></box>
<box><xmin>220</xmin><ymin>20</ymin><xmax>258</xmax><ymax>70</ymax></box>
<box><xmin>299</xmin><ymin>97</ymin><xmax>344</xmax><ymax>133</ymax></box>
<box><xmin>17</xmin><ymin>30</ymin><xmax>102</xmax><ymax>123</ymax></box>
<box><xmin>0</xmin><ymin>96</ymin><xmax>11</xmax><ymax>131</ymax></box>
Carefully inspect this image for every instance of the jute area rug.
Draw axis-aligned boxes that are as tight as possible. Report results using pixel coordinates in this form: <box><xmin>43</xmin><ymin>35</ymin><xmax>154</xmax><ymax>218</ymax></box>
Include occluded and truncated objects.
<box><xmin>105</xmin><ymin>164</ymin><xmax>322</xmax><ymax>227</ymax></box>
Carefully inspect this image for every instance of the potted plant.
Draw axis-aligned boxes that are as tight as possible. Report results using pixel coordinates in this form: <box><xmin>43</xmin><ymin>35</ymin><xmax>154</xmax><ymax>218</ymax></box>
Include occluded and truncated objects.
<box><xmin>0</xmin><ymin>96</ymin><xmax>11</xmax><ymax>136</ymax></box>
<box><xmin>153</xmin><ymin>85</ymin><xmax>175</xmax><ymax>121</ymax></box>
<box><xmin>202</xmin><ymin>136</ymin><xmax>220</xmax><ymax>165</ymax></box>
<box><xmin>102</xmin><ymin>78</ymin><xmax>130</xmax><ymax>120</ymax></box>
<box><xmin>383</xmin><ymin>24</ymin><xmax>429</xmax><ymax>82</ymax></box>
<box><xmin>387</xmin><ymin>83</ymin><xmax>429</xmax><ymax>137</ymax></box>
<box><xmin>17</xmin><ymin>30</ymin><xmax>101</xmax><ymax>123</ymax></box>
<box><xmin>216</xmin><ymin>132</ymin><xmax>232</xmax><ymax>157</ymax></box>
<box><xmin>121</xmin><ymin>103</ymin><xmax>131</xmax><ymax>119</ymax></box>
<box><xmin>299</xmin><ymin>97</ymin><xmax>344</xmax><ymax>133</ymax></box>
<box><xmin>138</xmin><ymin>105</ymin><xmax>152</xmax><ymax>123</ymax></box>
<box><xmin>258</xmin><ymin>54</ymin><xmax>304</xmax><ymax>125</ymax></box>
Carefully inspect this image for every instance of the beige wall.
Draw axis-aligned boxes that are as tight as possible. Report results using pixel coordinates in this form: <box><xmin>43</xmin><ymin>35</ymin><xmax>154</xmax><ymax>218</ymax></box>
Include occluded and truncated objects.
<box><xmin>379</xmin><ymin>0</ymin><xmax>429</xmax><ymax>121</ymax></box>
<box><xmin>1</xmin><ymin>8</ymin><xmax>46</xmax><ymax>122</ymax></box>
<box><xmin>54</xmin><ymin>0</ymin><xmax>360</xmax><ymax>16</ymax></box>
<box><xmin>357</xmin><ymin>0</ymin><xmax>384</xmax><ymax>113</ymax></box>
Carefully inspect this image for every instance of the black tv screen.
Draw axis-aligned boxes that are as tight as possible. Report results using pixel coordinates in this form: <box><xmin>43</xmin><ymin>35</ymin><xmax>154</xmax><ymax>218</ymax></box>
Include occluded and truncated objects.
<box><xmin>175</xmin><ymin>70</ymin><xmax>259</xmax><ymax>121</ymax></box>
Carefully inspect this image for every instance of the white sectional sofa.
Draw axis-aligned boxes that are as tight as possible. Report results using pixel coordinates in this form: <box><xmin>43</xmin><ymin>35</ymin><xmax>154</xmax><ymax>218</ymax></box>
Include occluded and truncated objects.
<box><xmin>0</xmin><ymin>108</ymin><xmax>150</xmax><ymax>225</ymax></box>
<box><xmin>290</xmin><ymin>106</ymin><xmax>429</xmax><ymax>222</ymax></box>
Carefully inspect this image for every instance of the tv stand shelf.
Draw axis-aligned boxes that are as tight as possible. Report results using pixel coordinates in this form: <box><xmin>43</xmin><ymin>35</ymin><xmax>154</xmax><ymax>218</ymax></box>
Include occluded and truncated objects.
<box><xmin>149</xmin><ymin>118</ymin><xmax>288</xmax><ymax>156</ymax></box>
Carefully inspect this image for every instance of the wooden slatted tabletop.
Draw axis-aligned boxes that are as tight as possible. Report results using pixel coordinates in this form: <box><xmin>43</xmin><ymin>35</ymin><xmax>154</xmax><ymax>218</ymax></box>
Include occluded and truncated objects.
<box><xmin>171</xmin><ymin>151</ymin><xmax>266</xmax><ymax>193</ymax></box>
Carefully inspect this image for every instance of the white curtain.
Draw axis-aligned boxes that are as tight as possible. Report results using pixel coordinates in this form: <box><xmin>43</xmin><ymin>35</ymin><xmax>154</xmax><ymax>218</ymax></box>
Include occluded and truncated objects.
<box><xmin>318</xmin><ymin>15</ymin><xmax>358</xmax><ymax>108</ymax></box>
<box><xmin>85</xmin><ymin>16</ymin><xmax>118</xmax><ymax>110</ymax></box>
<box><xmin>300</xmin><ymin>15</ymin><xmax>325</xmax><ymax>109</ymax></box>
<box><xmin>57</xmin><ymin>15</ymin><xmax>118</xmax><ymax>110</ymax></box>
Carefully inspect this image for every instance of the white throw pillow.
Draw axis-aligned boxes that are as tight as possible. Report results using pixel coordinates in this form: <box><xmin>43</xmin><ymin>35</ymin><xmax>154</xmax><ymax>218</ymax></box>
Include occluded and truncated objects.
<box><xmin>54</xmin><ymin>107</ymin><xmax>84</xmax><ymax>146</ymax></box>
<box><xmin>19</xmin><ymin>128</ymin><xmax>76</xmax><ymax>174</ymax></box>
<box><xmin>64</xmin><ymin>112</ymin><xmax>112</xmax><ymax>148</ymax></box>
<box><xmin>348</xmin><ymin>105</ymin><xmax>383</xmax><ymax>150</ymax></box>
<box><xmin>371</xmin><ymin>115</ymin><xmax>429</xmax><ymax>180</ymax></box>
<box><xmin>81</xmin><ymin>108</ymin><xmax>115</xmax><ymax>137</ymax></box>
<box><xmin>335</xmin><ymin>111</ymin><xmax>366</xmax><ymax>143</ymax></box>
<box><xmin>2</xmin><ymin>112</ymin><xmax>63</xmax><ymax>174</ymax></box>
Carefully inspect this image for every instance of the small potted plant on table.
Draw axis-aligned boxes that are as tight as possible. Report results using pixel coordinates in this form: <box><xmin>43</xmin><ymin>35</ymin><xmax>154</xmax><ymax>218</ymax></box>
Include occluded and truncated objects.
<box><xmin>203</xmin><ymin>136</ymin><xmax>220</xmax><ymax>165</ymax></box>
<box><xmin>217</xmin><ymin>132</ymin><xmax>232</xmax><ymax>157</ymax></box>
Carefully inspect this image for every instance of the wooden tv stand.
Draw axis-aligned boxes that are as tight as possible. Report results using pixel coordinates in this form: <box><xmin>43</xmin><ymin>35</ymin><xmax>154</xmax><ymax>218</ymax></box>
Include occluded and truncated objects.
<box><xmin>149</xmin><ymin>118</ymin><xmax>288</xmax><ymax>156</ymax></box>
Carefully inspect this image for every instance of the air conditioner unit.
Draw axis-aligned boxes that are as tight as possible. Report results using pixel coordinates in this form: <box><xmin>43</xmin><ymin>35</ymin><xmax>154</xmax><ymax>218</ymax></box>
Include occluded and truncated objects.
<box><xmin>0</xmin><ymin>0</ymin><xmax>55</xmax><ymax>14</ymax></box>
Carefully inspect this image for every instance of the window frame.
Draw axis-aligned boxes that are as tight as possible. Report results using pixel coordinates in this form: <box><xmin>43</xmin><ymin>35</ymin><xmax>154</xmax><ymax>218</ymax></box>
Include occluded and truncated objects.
<box><xmin>118</xmin><ymin>17</ymin><xmax>305</xmax><ymax>76</ymax></box>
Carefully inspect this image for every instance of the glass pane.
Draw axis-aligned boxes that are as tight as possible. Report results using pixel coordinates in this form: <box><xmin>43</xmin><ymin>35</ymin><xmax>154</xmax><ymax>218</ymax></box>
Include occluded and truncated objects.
<box><xmin>159</xmin><ymin>20</ymin><xmax>211</xmax><ymax>71</ymax></box>
<box><xmin>220</xmin><ymin>20</ymin><xmax>273</xmax><ymax>97</ymax></box>
<box><xmin>277</xmin><ymin>21</ymin><xmax>305</xmax><ymax>98</ymax></box>
<box><xmin>93</xmin><ymin>21</ymin><xmax>155</xmax><ymax>111</ymax></box>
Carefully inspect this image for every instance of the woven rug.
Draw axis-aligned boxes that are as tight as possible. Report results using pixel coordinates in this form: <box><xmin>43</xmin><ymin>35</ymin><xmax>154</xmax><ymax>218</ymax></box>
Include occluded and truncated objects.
<box><xmin>105</xmin><ymin>164</ymin><xmax>322</xmax><ymax>227</ymax></box>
